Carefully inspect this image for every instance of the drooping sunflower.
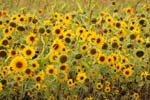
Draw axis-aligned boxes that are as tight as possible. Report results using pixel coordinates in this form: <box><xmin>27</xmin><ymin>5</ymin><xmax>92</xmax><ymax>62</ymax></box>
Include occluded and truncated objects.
<box><xmin>22</xmin><ymin>46</ymin><xmax>35</xmax><ymax>59</ymax></box>
<box><xmin>10</xmin><ymin>56</ymin><xmax>27</xmax><ymax>72</ymax></box>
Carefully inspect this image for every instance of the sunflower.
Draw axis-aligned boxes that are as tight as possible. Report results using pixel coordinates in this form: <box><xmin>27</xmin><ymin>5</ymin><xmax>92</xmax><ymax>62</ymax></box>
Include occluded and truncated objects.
<box><xmin>95</xmin><ymin>35</ymin><xmax>104</xmax><ymax>47</ymax></box>
<box><xmin>22</xmin><ymin>46</ymin><xmax>35</xmax><ymax>59</ymax></box>
<box><xmin>105</xmin><ymin>81</ymin><xmax>111</xmax><ymax>86</ymax></box>
<box><xmin>0</xmin><ymin>19</ymin><xmax>4</xmax><ymax>28</ymax></box>
<box><xmin>30</xmin><ymin>60</ymin><xmax>39</xmax><ymax>70</ymax></box>
<box><xmin>10</xmin><ymin>56</ymin><xmax>27</xmax><ymax>72</ymax></box>
<box><xmin>3</xmin><ymin>28</ymin><xmax>11</xmax><ymax>36</ymax></box>
<box><xmin>129</xmin><ymin>33</ymin><xmax>138</xmax><ymax>40</ymax></box>
<box><xmin>8</xmin><ymin>49</ymin><xmax>18</xmax><ymax>58</ymax></box>
<box><xmin>135</xmin><ymin>49</ymin><xmax>144</xmax><ymax>58</ymax></box>
<box><xmin>37</xmin><ymin>9</ymin><xmax>43</xmax><ymax>16</ymax></box>
<box><xmin>105</xmin><ymin>16</ymin><xmax>114</xmax><ymax>26</ymax></box>
<box><xmin>111</xmin><ymin>53</ymin><xmax>119</xmax><ymax>63</ymax></box>
<box><xmin>76</xmin><ymin>27</ymin><xmax>86</xmax><ymax>37</ymax></box>
<box><xmin>67</xmin><ymin>79</ymin><xmax>74</xmax><ymax>87</ymax></box>
<box><xmin>0</xmin><ymin>82</ymin><xmax>3</xmax><ymax>92</ymax></box>
<box><xmin>35</xmin><ymin>75</ymin><xmax>43</xmax><ymax>83</ymax></box>
<box><xmin>18</xmin><ymin>15</ymin><xmax>26</xmax><ymax>24</ymax></box>
<box><xmin>0</xmin><ymin>50</ymin><xmax>7</xmax><ymax>58</ymax></box>
<box><xmin>140</xmin><ymin>71</ymin><xmax>148</xmax><ymax>80</ymax></box>
<box><xmin>14</xmin><ymin>74</ymin><xmax>23</xmax><ymax>82</ymax></box>
<box><xmin>123</xmin><ymin>68</ymin><xmax>132</xmax><ymax>78</ymax></box>
<box><xmin>64</xmin><ymin>29</ymin><xmax>75</xmax><ymax>38</ymax></box>
<box><xmin>98</xmin><ymin>54</ymin><xmax>107</xmax><ymax>64</ymax></box>
<box><xmin>59</xmin><ymin>54</ymin><xmax>68</xmax><ymax>63</ymax></box>
<box><xmin>46</xmin><ymin>65</ymin><xmax>56</xmax><ymax>76</ymax></box>
<box><xmin>125</xmin><ymin>6</ymin><xmax>133</xmax><ymax>16</ymax></box>
<box><xmin>80</xmin><ymin>43</ymin><xmax>88</xmax><ymax>52</ymax></box>
<box><xmin>26</xmin><ymin>33</ymin><xmax>38</xmax><ymax>45</ymax></box>
<box><xmin>59</xmin><ymin>63</ymin><xmax>68</xmax><ymax>73</ymax></box>
<box><xmin>52</xmin><ymin>25</ymin><xmax>63</xmax><ymax>36</ymax></box>
<box><xmin>49</xmin><ymin>51</ymin><xmax>59</xmax><ymax>63</ymax></box>
<box><xmin>64</xmin><ymin>13</ymin><xmax>72</xmax><ymax>25</ymax></box>
<box><xmin>84</xmin><ymin>96</ymin><xmax>93</xmax><ymax>100</ymax></box>
<box><xmin>136</xmin><ymin>36</ymin><xmax>144</xmax><ymax>44</ymax></box>
<box><xmin>50</xmin><ymin>38</ymin><xmax>65</xmax><ymax>52</ymax></box>
<box><xmin>133</xmin><ymin>92</ymin><xmax>139</xmax><ymax>100</ymax></box>
<box><xmin>111</xmin><ymin>41</ymin><xmax>119</xmax><ymax>49</ymax></box>
<box><xmin>76</xmin><ymin>66</ymin><xmax>84</xmax><ymax>73</ymax></box>
<box><xmin>1</xmin><ymin>38</ymin><xmax>9</xmax><ymax>47</ymax></box>
<box><xmin>42</xmin><ymin>85</ymin><xmax>47</xmax><ymax>91</ymax></box>
<box><xmin>121</xmin><ymin>56</ymin><xmax>128</xmax><ymax>63</ymax></box>
<box><xmin>115</xmin><ymin>63</ymin><xmax>122</xmax><ymax>72</ymax></box>
<box><xmin>104</xmin><ymin>86</ymin><xmax>111</xmax><ymax>93</ymax></box>
<box><xmin>25</xmin><ymin>68</ymin><xmax>32</xmax><ymax>79</ymax></box>
<box><xmin>86</xmin><ymin>31</ymin><xmax>96</xmax><ymax>43</ymax></box>
<box><xmin>26</xmin><ymin>14</ymin><xmax>34</xmax><ymax>23</ymax></box>
<box><xmin>35</xmin><ymin>83</ymin><xmax>40</xmax><ymax>90</ymax></box>
<box><xmin>96</xmin><ymin>82</ymin><xmax>103</xmax><ymax>90</ymax></box>
<box><xmin>53</xmin><ymin>12</ymin><xmax>61</xmax><ymax>19</ymax></box>
<box><xmin>76</xmin><ymin>72</ymin><xmax>87</xmax><ymax>83</ymax></box>
<box><xmin>56</xmin><ymin>71</ymin><xmax>68</xmax><ymax>83</ymax></box>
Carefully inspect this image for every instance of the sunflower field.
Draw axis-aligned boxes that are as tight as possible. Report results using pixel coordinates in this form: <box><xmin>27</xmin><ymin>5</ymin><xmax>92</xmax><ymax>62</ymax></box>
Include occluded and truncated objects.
<box><xmin>0</xmin><ymin>0</ymin><xmax>150</xmax><ymax>100</ymax></box>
